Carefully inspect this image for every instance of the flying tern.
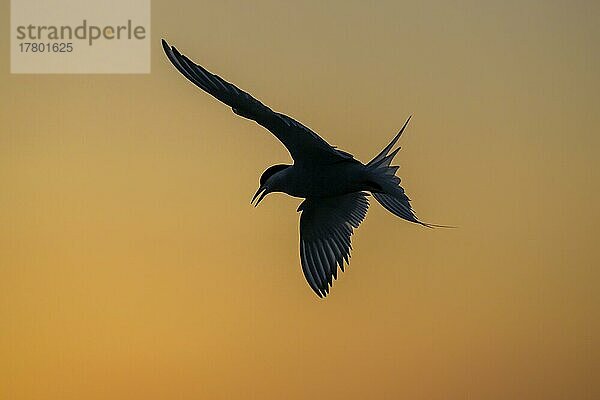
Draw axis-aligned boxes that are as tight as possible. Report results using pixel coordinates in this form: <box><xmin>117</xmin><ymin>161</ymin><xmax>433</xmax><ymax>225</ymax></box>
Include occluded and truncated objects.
<box><xmin>162</xmin><ymin>39</ymin><xmax>443</xmax><ymax>297</ymax></box>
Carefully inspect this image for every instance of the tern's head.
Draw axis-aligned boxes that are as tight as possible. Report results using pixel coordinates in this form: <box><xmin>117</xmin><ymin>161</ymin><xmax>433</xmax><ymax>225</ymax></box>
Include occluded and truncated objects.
<box><xmin>251</xmin><ymin>164</ymin><xmax>291</xmax><ymax>207</ymax></box>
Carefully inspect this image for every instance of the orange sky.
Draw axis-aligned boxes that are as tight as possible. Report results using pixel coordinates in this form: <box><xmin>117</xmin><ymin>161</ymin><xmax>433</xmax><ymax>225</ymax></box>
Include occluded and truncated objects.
<box><xmin>1</xmin><ymin>1</ymin><xmax>599</xmax><ymax>399</ymax></box>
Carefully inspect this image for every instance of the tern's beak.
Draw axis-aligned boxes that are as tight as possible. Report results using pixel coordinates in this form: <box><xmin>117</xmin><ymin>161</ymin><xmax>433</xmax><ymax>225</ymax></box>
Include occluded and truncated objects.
<box><xmin>251</xmin><ymin>185</ymin><xmax>268</xmax><ymax>207</ymax></box>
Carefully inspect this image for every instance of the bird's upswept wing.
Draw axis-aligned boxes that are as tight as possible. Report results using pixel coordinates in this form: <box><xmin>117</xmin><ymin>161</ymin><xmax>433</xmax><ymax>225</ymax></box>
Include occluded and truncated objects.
<box><xmin>162</xmin><ymin>39</ymin><xmax>354</xmax><ymax>164</ymax></box>
<box><xmin>298</xmin><ymin>192</ymin><xmax>370</xmax><ymax>297</ymax></box>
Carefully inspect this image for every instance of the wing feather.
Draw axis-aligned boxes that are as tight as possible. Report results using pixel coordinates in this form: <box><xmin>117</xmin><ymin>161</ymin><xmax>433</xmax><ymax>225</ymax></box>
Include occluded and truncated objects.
<box><xmin>300</xmin><ymin>240</ymin><xmax>322</xmax><ymax>296</ymax></box>
<box><xmin>162</xmin><ymin>39</ymin><xmax>356</xmax><ymax>164</ymax></box>
<box><xmin>298</xmin><ymin>192</ymin><xmax>370</xmax><ymax>297</ymax></box>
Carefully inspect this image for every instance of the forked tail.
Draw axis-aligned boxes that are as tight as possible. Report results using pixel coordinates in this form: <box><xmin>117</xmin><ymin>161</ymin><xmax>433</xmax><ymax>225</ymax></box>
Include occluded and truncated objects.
<box><xmin>367</xmin><ymin>116</ymin><xmax>452</xmax><ymax>228</ymax></box>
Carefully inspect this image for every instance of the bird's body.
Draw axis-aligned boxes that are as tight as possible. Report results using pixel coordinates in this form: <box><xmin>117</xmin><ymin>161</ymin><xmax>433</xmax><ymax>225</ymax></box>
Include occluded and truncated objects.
<box><xmin>161</xmin><ymin>39</ymin><xmax>442</xmax><ymax>297</ymax></box>
<box><xmin>267</xmin><ymin>161</ymin><xmax>371</xmax><ymax>199</ymax></box>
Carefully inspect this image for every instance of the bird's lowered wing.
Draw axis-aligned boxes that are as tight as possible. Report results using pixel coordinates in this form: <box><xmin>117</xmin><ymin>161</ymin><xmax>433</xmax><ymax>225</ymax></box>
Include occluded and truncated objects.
<box><xmin>162</xmin><ymin>39</ymin><xmax>354</xmax><ymax>164</ymax></box>
<box><xmin>298</xmin><ymin>192</ymin><xmax>370</xmax><ymax>297</ymax></box>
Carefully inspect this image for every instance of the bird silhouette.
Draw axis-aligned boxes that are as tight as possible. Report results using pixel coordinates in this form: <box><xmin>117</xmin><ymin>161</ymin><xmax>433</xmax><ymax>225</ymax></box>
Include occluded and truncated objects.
<box><xmin>162</xmin><ymin>39</ymin><xmax>443</xmax><ymax>297</ymax></box>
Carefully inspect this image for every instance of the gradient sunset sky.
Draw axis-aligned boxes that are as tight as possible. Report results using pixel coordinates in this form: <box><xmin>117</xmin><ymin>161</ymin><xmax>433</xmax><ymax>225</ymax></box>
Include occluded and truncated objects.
<box><xmin>1</xmin><ymin>1</ymin><xmax>599</xmax><ymax>399</ymax></box>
